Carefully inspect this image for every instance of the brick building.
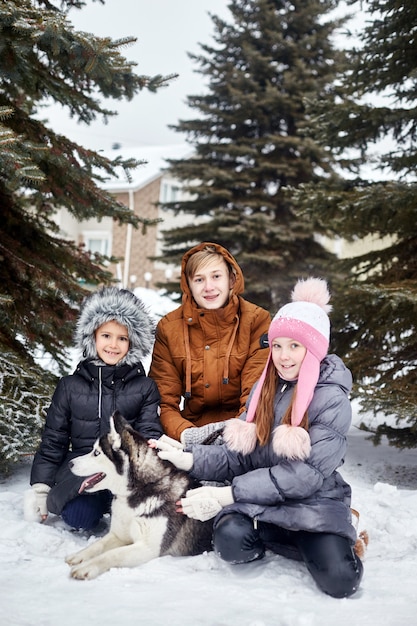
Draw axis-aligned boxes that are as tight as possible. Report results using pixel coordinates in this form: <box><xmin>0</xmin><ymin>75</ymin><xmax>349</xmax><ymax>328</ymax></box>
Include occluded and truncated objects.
<box><xmin>55</xmin><ymin>144</ymin><xmax>193</xmax><ymax>290</ymax></box>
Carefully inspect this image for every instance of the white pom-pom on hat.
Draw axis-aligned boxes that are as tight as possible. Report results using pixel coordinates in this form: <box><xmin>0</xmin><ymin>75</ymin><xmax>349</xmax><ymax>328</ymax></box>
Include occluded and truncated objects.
<box><xmin>291</xmin><ymin>277</ymin><xmax>332</xmax><ymax>313</ymax></box>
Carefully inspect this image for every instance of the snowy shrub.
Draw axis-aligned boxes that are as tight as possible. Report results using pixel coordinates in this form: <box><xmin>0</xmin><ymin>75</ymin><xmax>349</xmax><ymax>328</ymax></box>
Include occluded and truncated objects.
<box><xmin>0</xmin><ymin>348</ymin><xmax>57</xmax><ymax>475</ymax></box>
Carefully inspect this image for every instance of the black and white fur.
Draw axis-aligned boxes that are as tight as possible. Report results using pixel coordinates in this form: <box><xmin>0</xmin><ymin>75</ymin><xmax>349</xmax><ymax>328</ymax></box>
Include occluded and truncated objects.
<box><xmin>65</xmin><ymin>411</ymin><xmax>213</xmax><ymax>580</ymax></box>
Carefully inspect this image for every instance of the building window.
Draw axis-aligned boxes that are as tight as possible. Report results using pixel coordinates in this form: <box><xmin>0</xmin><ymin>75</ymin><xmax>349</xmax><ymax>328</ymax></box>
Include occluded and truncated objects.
<box><xmin>161</xmin><ymin>182</ymin><xmax>180</xmax><ymax>203</ymax></box>
<box><xmin>83</xmin><ymin>233</ymin><xmax>111</xmax><ymax>257</ymax></box>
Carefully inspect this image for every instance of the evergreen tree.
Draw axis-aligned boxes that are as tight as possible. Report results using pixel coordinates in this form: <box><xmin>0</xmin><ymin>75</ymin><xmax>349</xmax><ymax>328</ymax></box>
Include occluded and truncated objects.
<box><xmin>158</xmin><ymin>0</ymin><xmax>347</xmax><ymax>312</ymax></box>
<box><xmin>294</xmin><ymin>0</ymin><xmax>417</xmax><ymax>446</ymax></box>
<box><xmin>0</xmin><ymin>0</ymin><xmax>174</xmax><ymax>471</ymax></box>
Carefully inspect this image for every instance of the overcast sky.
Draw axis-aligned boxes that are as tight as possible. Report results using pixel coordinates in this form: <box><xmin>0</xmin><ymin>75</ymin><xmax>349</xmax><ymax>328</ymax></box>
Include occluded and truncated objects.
<box><xmin>46</xmin><ymin>1</ymin><xmax>360</xmax><ymax>154</ymax></box>
<box><xmin>46</xmin><ymin>0</ymin><xmax>230</xmax><ymax>151</ymax></box>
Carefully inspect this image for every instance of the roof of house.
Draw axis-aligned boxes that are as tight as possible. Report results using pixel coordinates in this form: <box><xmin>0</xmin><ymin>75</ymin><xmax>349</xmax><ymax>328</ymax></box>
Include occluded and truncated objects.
<box><xmin>101</xmin><ymin>143</ymin><xmax>193</xmax><ymax>192</ymax></box>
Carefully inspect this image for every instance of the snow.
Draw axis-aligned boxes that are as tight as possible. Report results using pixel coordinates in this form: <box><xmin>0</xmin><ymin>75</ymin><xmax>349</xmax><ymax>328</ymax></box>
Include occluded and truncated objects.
<box><xmin>133</xmin><ymin>286</ymin><xmax>181</xmax><ymax>321</ymax></box>
<box><xmin>1</xmin><ymin>289</ymin><xmax>416</xmax><ymax>626</ymax></box>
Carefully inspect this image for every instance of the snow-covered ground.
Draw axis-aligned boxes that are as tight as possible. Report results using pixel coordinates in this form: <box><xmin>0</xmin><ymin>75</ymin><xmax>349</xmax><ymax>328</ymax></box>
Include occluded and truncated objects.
<box><xmin>1</xmin><ymin>289</ymin><xmax>416</xmax><ymax>625</ymax></box>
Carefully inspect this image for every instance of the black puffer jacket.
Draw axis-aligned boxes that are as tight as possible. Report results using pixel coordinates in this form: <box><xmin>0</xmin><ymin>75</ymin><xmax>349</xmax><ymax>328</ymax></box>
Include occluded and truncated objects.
<box><xmin>30</xmin><ymin>359</ymin><xmax>162</xmax><ymax>514</ymax></box>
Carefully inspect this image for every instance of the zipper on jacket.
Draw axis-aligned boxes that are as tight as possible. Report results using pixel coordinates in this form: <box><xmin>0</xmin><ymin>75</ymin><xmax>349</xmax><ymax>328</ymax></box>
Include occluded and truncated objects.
<box><xmin>280</xmin><ymin>383</ymin><xmax>287</xmax><ymax>393</ymax></box>
<box><xmin>253</xmin><ymin>517</ymin><xmax>258</xmax><ymax>530</ymax></box>
<box><xmin>98</xmin><ymin>367</ymin><xmax>102</xmax><ymax>420</ymax></box>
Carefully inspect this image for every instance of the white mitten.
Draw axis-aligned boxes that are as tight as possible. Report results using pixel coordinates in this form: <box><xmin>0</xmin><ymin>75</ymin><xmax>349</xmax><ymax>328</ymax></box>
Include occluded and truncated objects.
<box><xmin>155</xmin><ymin>438</ymin><xmax>193</xmax><ymax>470</ymax></box>
<box><xmin>149</xmin><ymin>434</ymin><xmax>184</xmax><ymax>451</ymax></box>
<box><xmin>180</xmin><ymin>485</ymin><xmax>234</xmax><ymax>521</ymax></box>
<box><xmin>24</xmin><ymin>483</ymin><xmax>50</xmax><ymax>522</ymax></box>
<box><xmin>158</xmin><ymin>434</ymin><xmax>184</xmax><ymax>450</ymax></box>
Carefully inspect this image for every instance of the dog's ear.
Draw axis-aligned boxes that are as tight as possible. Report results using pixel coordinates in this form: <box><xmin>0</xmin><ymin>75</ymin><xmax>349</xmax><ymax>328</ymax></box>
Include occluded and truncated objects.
<box><xmin>109</xmin><ymin>413</ymin><xmax>122</xmax><ymax>451</ymax></box>
<box><xmin>112</xmin><ymin>410</ymin><xmax>129</xmax><ymax>432</ymax></box>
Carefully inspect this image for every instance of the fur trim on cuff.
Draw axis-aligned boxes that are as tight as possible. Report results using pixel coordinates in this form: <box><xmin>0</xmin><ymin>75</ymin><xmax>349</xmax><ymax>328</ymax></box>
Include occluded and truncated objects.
<box><xmin>223</xmin><ymin>420</ymin><xmax>257</xmax><ymax>455</ymax></box>
<box><xmin>272</xmin><ymin>424</ymin><xmax>311</xmax><ymax>460</ymax></box>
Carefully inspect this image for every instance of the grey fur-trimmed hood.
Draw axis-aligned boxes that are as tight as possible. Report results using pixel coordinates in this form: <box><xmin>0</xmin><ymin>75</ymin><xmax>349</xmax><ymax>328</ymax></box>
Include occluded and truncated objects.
<box><xmin>74</xmin><ymin>287</ymin><xmax>155</xmax><ymax>366</ymax></box>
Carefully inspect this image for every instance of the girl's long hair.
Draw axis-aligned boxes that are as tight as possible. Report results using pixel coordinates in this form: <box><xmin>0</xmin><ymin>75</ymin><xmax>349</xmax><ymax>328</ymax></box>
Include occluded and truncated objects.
<box><xmin>255</xmin><ymin>360</ymin><xmax>308</xmax><ymax>446</ymax></box>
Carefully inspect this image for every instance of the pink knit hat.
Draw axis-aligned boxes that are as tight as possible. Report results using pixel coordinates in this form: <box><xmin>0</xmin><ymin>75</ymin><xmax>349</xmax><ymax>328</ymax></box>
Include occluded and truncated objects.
<box><xmin>224</xmin><ymin>278</ymin><xmax>332</xmax><ymax>460</ymax></box>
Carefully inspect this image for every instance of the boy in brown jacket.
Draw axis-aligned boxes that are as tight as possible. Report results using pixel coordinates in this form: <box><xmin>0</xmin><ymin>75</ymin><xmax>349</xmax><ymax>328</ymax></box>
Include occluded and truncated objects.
<box><xmin>149</xmin><ymin>242</ymin><xmax>271</xmax><ymax>445</ymax></box>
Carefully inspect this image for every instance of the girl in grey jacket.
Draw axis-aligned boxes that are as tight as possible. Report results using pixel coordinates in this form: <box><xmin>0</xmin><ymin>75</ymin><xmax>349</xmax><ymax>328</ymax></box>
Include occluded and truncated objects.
<box><xmin>27</xmin><ymin>287</ymin><xmax>162</xmax><ymax>531</ymax></box>
<box><xmin>154</xmin><ymin>278</ymin><xmax>363</xmax><ymax>598</ymax></box>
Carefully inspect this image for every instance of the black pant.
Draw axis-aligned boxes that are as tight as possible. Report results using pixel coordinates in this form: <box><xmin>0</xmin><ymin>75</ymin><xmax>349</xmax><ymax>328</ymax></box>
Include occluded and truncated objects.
<box><xmin>213</xmin><ymin>513</ymin><xmax>363</xmax><ymax>598</ymax></box>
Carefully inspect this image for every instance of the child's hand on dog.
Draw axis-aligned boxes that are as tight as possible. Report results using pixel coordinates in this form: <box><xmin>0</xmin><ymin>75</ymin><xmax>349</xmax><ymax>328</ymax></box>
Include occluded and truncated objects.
<box><xmin>148</xmin><ymin>435</ymin><xmax>184</xmax><ymax>450</ymax></box>
<box><xmin>149</xmin><ymin>437</ymin><xmax>194</xmax><ymax>472</ymax></box>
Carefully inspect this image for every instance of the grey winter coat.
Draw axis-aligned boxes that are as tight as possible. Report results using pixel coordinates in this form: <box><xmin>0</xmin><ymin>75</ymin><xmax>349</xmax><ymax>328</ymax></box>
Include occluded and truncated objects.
<box><xmin>188</xmin><ymin>354</ymin><xmax>357</xmax><ymax>544</ymax></box>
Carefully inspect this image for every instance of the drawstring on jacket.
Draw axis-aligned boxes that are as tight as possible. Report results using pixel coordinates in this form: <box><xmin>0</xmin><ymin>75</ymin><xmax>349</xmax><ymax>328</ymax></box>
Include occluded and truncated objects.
<box><xmin>183</xmin><ymin>317</ymin><xmax>193</xmax><ymax>399</ymax></box>
<box><xmin>223</xmin><ymin>315</ymin><xmax>239</xmax><ymax>384</ymax></box>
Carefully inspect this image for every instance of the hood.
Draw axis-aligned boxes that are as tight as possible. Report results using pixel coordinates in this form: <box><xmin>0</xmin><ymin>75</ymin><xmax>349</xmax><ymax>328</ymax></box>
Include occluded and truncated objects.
<box><xmin>318</xmin><ymin>353</ymin><xmax>352</xmax><ymax>394</ymax></box>
<box><xmin>74</xmin><ymin>287</ymin><xmax>155</xmax><ymax>366</ymax></box>
<box><xmin>180</xmin><ymin>242</ymin><xmax>244</xmax><ymax>306</ymax></box>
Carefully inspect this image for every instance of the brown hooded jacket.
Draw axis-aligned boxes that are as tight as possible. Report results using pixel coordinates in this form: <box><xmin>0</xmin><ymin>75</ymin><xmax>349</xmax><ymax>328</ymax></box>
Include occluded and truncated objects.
<box><xmin>149</xmin><ymin>242</ymin><xmax>271</xmax><ymax>440</ymax></box>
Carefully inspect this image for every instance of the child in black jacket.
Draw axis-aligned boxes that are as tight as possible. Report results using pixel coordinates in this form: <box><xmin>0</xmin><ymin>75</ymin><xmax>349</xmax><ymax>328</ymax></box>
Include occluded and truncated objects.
<box><xmin>26</xmin><ymin>287</ymin><xmax>162</xmax><ymax>531</ymax></box>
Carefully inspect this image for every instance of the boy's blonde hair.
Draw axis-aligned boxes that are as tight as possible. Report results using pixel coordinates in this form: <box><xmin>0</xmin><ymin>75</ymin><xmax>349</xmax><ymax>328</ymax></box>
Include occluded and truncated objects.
<box><xmin>185</xmin><ymin>245</ymin><xmax>236</xmax><ymax>281</ymax></box>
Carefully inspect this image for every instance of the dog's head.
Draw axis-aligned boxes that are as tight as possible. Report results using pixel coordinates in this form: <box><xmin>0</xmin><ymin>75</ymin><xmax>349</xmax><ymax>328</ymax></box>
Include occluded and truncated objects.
<box><xmin>69</xmin><ymin>411</ymin><xmax>148</xmax><ymax>496</ymax></box>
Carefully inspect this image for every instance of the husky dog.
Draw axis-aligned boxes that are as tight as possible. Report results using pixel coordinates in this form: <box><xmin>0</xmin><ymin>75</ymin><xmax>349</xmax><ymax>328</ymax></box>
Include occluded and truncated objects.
<box><xmin>65</xmin><ymin>411</ymin><xmax>213</xmax><ymax>580</ymax></box>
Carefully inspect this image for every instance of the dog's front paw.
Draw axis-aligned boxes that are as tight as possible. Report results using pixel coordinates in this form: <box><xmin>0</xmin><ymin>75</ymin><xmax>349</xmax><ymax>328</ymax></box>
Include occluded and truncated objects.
<box><xmin>65</xmin><ymin>551</ymin><xmax>85</xmax><ymax>566</ymax></box>
<box><xmin>69</xmin><ymin>561</ymin><xmax>101</xmax><ymax>580</ymax></box>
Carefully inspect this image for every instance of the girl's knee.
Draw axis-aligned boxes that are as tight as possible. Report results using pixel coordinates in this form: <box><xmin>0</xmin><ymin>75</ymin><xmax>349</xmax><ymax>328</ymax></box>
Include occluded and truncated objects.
<box><xmin>213</xmin><ymin>513</ymin><xmax>264</xmax><ymax>564</ymax></box>
<box><xmin>316</xmin><ymin>556</ymin><xmax>364</xmax><ymax>598</ymax></box>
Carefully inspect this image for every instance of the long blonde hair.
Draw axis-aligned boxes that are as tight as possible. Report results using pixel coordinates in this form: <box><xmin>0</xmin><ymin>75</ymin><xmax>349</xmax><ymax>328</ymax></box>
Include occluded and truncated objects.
<box><xmin>254</xmin><ymin>360</ymin><xmax>308</xmax><ymax>446</ymax></box>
